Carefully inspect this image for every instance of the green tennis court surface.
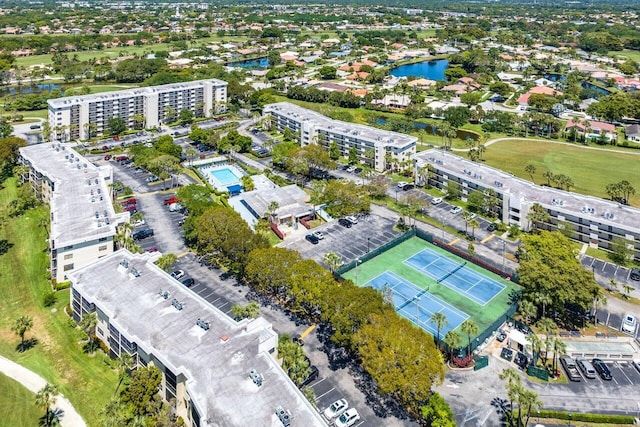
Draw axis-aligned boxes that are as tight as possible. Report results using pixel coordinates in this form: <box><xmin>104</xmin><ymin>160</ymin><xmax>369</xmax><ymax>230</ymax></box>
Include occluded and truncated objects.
<box><xmin>342</xmin><ymin>236</ymin><xmax>519</xmax><ymax>337</ymax></box>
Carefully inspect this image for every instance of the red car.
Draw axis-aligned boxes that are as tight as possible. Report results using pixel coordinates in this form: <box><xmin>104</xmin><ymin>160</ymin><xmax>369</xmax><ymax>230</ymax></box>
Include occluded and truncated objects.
<box><xmin>104</xmin><ymin>154</ymin><xmax>112</xmax><ymax>161</ymax></box>
<box><xmin>163</xmin><ymin>196</ymin><xmax>180</xmax><ymax>205</ymax></box>
<box><xmin>123</xmin><ymin>204</ymin><xmax>137</xmax><ymax>212</ymax></box>
<box><xmin>121</xmin><ymin>198</ymin><xmax>137</xmax><ymax>206</ymax></box>
<box><xmin>146</xmin><ymin>247</ymin><xmax>158</xmax><ymax>253</ymax></box>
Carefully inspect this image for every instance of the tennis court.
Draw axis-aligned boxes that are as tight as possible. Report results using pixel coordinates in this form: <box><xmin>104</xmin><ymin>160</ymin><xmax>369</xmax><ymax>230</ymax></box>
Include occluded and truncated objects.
<box><xmin>404</xmin><ymin>247</ymin><xmax>505</xmax><ymax>306</ymax></box>
<box><xmin>365</xmin><ymin>271</ymin><xmax>469</xmax><ymax>336</ymax></box>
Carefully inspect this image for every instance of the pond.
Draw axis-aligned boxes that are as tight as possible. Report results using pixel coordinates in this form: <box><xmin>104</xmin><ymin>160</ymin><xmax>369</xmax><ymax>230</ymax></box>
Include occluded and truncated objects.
<box><xmin>227</xmin><ymin>57</ymin><xmax>269</xmax><ymax>69</ymax></box>
<box><xmin>544</xmin><ymin>74</ymin><xmax>611</xmax><ymax>98</ymax></box>
<box><xmin>0</xmin><ymin>83</ymin><xmax>62</xmax><ymax>96</ymax></box>
<box><xmin>375</xmin><ymin>117</ymin><xmax>479</xmax><ymax>141</ymax></box>
<box><xmin>390</xmin><ymin>59</ymin><xmax>449</xmax><ymax>81</ymax></box>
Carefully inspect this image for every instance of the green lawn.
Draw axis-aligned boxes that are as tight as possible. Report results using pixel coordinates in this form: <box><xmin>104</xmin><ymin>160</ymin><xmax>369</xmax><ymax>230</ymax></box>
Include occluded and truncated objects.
<box><xmin>0</xmin><ymin>177</ymin><xmax>117</xmax><ymax>426</ymax></box>
<box><xmin>608</xmin><ymin>49</ymin><xmax>640</xmax><ymax>62</ymax></box>
<box><xmin>482</xmin><ymin>139</ymin><xmax>640</xmax><ymax>206</ymax></box>
<box><xmin>0</xmin><ymin>373</ymin><xmax>42</xmax><ymax>427</ymax></box>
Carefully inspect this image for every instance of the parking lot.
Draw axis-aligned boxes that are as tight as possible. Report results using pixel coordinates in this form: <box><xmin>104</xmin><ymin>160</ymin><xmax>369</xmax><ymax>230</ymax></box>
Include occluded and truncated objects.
<box><xmin>281</xmin><ymin>213</ymin><xmax>400</xmax><ymax>267</ymax></box>
<box><xmin>581</xmin><ymin>255</ymin><xmax>639</xmax><ymax>291</ymax></box>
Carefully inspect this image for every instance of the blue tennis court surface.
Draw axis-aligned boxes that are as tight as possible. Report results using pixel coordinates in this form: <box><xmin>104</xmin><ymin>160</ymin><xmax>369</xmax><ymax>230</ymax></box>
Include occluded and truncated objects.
<box><xmin>364</xmin><ymin>271</ymin><xmax>469</xmax><ymax>336</ymax></box>
<box><xmin>404</xmin><ymin>247</ymin><xmax>505</xmax><ymax>305</ymax></box>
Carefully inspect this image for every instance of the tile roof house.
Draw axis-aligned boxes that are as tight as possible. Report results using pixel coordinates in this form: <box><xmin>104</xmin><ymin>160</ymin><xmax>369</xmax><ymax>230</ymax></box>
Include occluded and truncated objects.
<box><xmin>565</xmin><ymin>119</ymin><xmax>617</xmax><ymax>141</ymax></box>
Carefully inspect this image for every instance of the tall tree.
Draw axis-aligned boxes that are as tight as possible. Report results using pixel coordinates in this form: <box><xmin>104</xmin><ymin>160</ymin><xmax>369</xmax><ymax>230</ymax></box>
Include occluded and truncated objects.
<box><xmin>114</xmin><ymin>352</ymin><xmax>135</xmax><ymax>396</ymax></box>
<box><xmin>429</xmin><ymin>312</ymin><xmax>448</xmax><ymax>348</ymax></box>
<box><xmin>79</xmin><ymin>312</ymin><xmax>98</xmax><ymax>354</ymax></box>
<box><xmin>35</xmin><ymin>383</ymin><xmax>58</xmax><ymax>427</ymax></box>
<box><xmin>443</xmin><ymin>330</ymin><xmax>462</xmax><ymax>360</ymax></box>
<box><xmin>12</xmin><ymin>315</ymin><xmax>33</xmax><ymax>352</ymax></box>
<box><xmin>421</xmin><ymin>392</ymin><xmax>456</xmax><ymax>427</ymax></box>
<box><xmin>460</xmin><ymin>319</ymin><xmax>479</xmax><ymax>357</ymax></box>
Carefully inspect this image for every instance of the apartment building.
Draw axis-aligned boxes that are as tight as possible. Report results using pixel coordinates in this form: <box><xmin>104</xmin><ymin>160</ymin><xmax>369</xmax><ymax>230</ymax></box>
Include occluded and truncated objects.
<box><xmin>68</xmin><ymin>249</ymin><xmax>326</xmax><ymax>427</ymax></box>
<box><xmin>19</xmin><ymin>143</ymin><xmax>130</xmax><ymax>283</ymax></box>
<box><xmin>48</xmin><ymin>79</ymin><xmax>228</xmax><ymax>142</ymax></box>
<box><xmin>414</xmin><ymin>149</ymin><xmax>640</xmax><ymax>260</ymax></box>
<box><xmin>263</xmin><ymin>102</ymin><xmax>417</xmax><ymax>172</ymax></box>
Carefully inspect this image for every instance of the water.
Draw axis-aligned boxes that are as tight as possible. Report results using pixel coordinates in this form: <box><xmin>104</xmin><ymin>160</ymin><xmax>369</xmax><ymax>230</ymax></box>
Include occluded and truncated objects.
<box><xmin>544</xmin><ymin>74</ymin><xmax>611</xmax><ymax>98</ymax></box>
<box><xmin>376</xmin><ymin>117</ymin><xmax>479</xmax><ymax>141</ymax></box>
<box><xmin>227</xmin><ymin>57</ymin><xmax>269</xmax><ymax>69</ymax></box>
<box><xmin>390</xmin><ymin>59</ymin><xmax>449</xmax><ymax>81</ymax></box>
<box><xmin>0</xmin><ymin>83</ymin><xmax>62</xmax><ymax>96</ymax></box>
<box><xmin>210</xmin><ymin>167</ymin><xmax>241</xmax><ymax>186</ymax></box>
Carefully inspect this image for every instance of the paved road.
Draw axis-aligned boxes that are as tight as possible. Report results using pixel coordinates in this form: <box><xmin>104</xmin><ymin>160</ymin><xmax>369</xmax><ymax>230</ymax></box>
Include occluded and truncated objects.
<box><xmin>0</xmin><ymin>355</ymin><xmax>87</xmax><ymax>427</ymax></box>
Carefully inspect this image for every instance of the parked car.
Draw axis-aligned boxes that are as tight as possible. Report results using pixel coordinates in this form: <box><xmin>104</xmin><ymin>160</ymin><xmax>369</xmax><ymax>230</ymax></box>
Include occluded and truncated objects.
<box><xmin>631</xmin><ymin>268</ymin><xmax>640</xmax><ymax>281</ymax></box>
<box><xmin>592</xmin><ymin>358</ymin><xmax>612</xmax><ymax>380</ymax></box>
<box><xmin>123</xmin><ymin>204</ymin><xmax>137</xmax><ymax>213</ymax></box>
<box><xmin>181</xmin><ymin>278</ymin><xmax>195</xmax><ymax>287</ymax></box>
<box><xmin>622</xmin><ymin>314</ymin><xmax>637</xmax><ymax>334</ymax></box>
<box><xmin>397</xmin><ymin>181</ymin><xmax>409</xmax><ymax>189</ymax></box>
<box><xmin>132</xmin><ymin>229</ymin><xmax>154</xmax><ymax>240</ymax></box>
<box><xmin>300</xmin><ymin>365</ymin><xmax>319</xmax><ymax>387</ymax></box>
<box><xmin>133</xmin><ymin>219</ymin><xmax>146</xmax><ymax>227</ymax></box>
<box><xmin>146</xmin><ymin>175</ymin><xmax>159</xmax><ymax>183</ymax></box>
<box><xmin>146</xmin><ymin>247</ymin><xmax>158</xmax><ymax>253</ymax></box>
<box><xmin>323</xmin><ymin>399</ymin><xmax>348</xmax><ymax>420</ymax></box>
<box><xmin>345</xmin><ymin>215</ymin><xmax>358</xmax><ymax>224</ymax></box>
<box><xmin>431</xmin><ymin>197</ymin><xmax>443</xmax><ymax>205</ymax></box>
<box><xmin>164</xmin><ymin>195</ymin><xmax>180</xmax><ymax>205</ymax></box>
<box><xmin>577</xmin><ymin>358</ymin><xmax>596</xmax><ymax>379</ymax></box>
<box><xmin>121</xmin><ymin>198</ymin><xmax>137</xmax><ymax>206</ymax></box>
<box><xmin>338</xmin><ymin>218</ymin><xmax>353</xmax><ymax>228</ymax></box>
<box><xmin>334</xmin><ymin>408</ymin><xmax>360</xmax><ymax>427</ymax></box>
<box><xmin>170</xmin><ymin>270</ymin><xmax>185</xmax><ymax>280</ymax></box>
<box><xmin>450</xmin><ymin>206</ymin><xmax>463</xmax><ymax>215</ymax></box>
<box><xmin>633</xmin><ymin>359</ymin><xmax>640</xmax><ymax>374</ymax></box>
<box><xmin>169</xmin><ymin>203</ymin><xmax>183</xmax><ymax>212</ymax></box>
<box><xmin>560</xmin><ymin>355</ymin><xmax>582</xmax><ymax>382</ymax></box>
<box><xmin>305</xmin><ymin>234</ymin><xmax>319</xmax><ymax>244</ymax></box>
<box><xmin>487</xmin><ymin>223</ymin><xmax>497</xmax><ymax>232</ymax></box>
<box><xmin>312</xmin><ymin>231</ymin><xmax>325</xmax><ymax>240</ymax></box>
<box><xmin>104</xmin><ymin>154</ymin><xmax>112</xmax><ymax>161</ymax></box>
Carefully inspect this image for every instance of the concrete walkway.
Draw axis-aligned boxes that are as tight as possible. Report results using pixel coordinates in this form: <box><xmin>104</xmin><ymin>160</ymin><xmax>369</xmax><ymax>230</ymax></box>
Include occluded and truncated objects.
<box><xmin>0</xmin><ymin>355</ymin><xmax>87</xmax><ymax>427</ymax></box>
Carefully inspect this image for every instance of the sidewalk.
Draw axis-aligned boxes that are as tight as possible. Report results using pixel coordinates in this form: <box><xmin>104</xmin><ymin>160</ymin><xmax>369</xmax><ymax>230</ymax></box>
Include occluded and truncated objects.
<box><xmin>0</xmin><ymin>355</ymin><xmax>87</xmax><ymax>427</ymax></box>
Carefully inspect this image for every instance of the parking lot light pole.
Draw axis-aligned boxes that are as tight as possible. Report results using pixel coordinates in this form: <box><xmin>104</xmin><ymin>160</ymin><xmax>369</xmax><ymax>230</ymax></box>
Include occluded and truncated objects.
<box><xmin>367</xmin><ymin>237</ymin><xmax>370</xmax><ymax>253</ymax></box>
<box><xmin>354</xmin><ymin>259</ymin><xmax>362</xmax><ymax>285</ymax></box>
<box><xmin>395</xmin><ymin>188</ymin><xmax>399</xmax><ymax>203</ymax></box>
<box><xmin>502</xmin><ymin>240</ymin><xmax>506</xmax><ymax>274</ymax></box>
<box><xmin>439</xmin><ymin>215</ymin><xmax>445</xmax><ymax>241</ymax></box>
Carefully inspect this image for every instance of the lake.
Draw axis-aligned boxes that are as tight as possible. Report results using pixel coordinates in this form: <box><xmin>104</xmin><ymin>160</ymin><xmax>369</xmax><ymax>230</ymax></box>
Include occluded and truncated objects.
<box><xmin>390</xmin><ymin>59</ymin><xmax>449</xmax><ymax>81</ymax></box>
<box><xmin>0</xmin><ymin>83</ymin><xmax>62</xmax><ymax>96</ymax></box>
<box><xmin>227</xmin><ymin>57</ymin><xmax>269</xmax><ymax>69</ymax></box>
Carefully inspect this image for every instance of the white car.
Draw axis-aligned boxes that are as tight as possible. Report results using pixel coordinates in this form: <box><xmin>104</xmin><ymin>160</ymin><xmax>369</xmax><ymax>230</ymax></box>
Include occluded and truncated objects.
<box><xmin>397</xmin><ymin>181</ymin><xmax>409</xmax><ymax>189</ymax></box>
<box><xmin>313</xmin><ymin>231</ymin><xmax>325</xmax><ymax>240</ymax></box>
<box><xmin>468</xmin><ymin>213</ymin><xmax>477</xmax><ymax>219</ymax></box>
<box><xmin>133</xmin><ymin>219</ymin><xmax>146</xmax><ymax>227</ymax></box>
<box><xmin>450</xmin><ymin>206</ymin><xmax>463</xmax><ymax>214</ymax></box>
<box><xmin>431</xmin><ymin>197</ymin><xmax>443</xmax><ymax>205</ymax></box>
<box><xmin>323</xmin><ymin>398</ymin><xmax>348</xmax><ymax>419</ymax></box>
<box><xmin>345</xmin><ymin>215</ymin><xmax>358</xmax><ymax>224</ymax></box>
<box><xmin>170</xmin><ymin>270</ymin><xmax>185</xmax><ymax>280</ymax></box>
<box><xmin>622</xmin><ymin>314</ymin><xmax>636</xmax><ymax>334</ymax></box>
<box><xmin>334</xmin><ymin>408</ymin><xmax>360</xmax><ymax>427</ymax></box>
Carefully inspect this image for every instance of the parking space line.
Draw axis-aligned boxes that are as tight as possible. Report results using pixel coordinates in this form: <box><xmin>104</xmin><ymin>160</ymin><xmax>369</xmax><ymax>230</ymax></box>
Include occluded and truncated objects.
<box><xmin>217</xmin><ymin>302</ymin><xmax>229</xmax><ymax>309</ymax></box>
<box><xmin>617</xmin><ymin>363</ymin><xmax>633</xmax><ymax>385</ymax></box>
<box><xmin>314</xmin><ymin>387</ymin><xmax>336</xmax><ymax>401</ymax></box>
<box><xmin>480</xmin><ymin>234</ymin><xmax>495</xmax><ymax>244</ymax></box>
<box><xmin>448</xmin><ymin>238</ymin><xmax>460</xmax><ymax>246</ymax></box>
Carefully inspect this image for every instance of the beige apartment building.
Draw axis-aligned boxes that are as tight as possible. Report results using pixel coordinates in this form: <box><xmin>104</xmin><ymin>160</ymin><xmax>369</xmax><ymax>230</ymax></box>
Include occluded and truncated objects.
<box><xmin>48</xmin><ymin>79</ymin><xmax>228</xmax><ymax>141</ymax></box>
<box><xmin>19</xmin><ymin>143</ymin><xmax>130</xmax><ymax>283</ymax></box>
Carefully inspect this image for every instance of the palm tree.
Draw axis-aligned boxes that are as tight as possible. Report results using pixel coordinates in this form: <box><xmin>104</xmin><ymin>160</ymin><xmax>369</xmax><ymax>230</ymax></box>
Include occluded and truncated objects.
<box><xmin>114</xmin><ymin>352</ymin><xmax>134</xmax><ymax>396</ymax></box>
<box><xmin>429</xmin><ymin>312</ymin><xmax>448</xmax><ymax>348</ymax></box>
<box><xmin>35</xmin><ymin>383</ymin><xmax>58</xmax><ymax>427</ymax></box>
<box><xmin>551</xmin><ymin>337</ymin><xmax>566</xmax><ymax>376</ymax></box>
<box><xmin>591</xmin><ymin>286</ymin><xmax>607</xmax><ymax>321</ymax></box>
<box><xmin>499</xmin><ymin>368</ymin><xmax>522</xmax><ymax>426</ymax></box>
<box><xmin>79</xmin><ymin>312</ymin><xmax>98</xmax><ymax>354</ymax></box>
<box><xmin>443</xmin><ymin>330</ymin><xmax>462</xmax><ymax>361</ymax></box>
<box><xmin>460</xmin><ymin>319</ymin><xmax>479</xmax><ymax>357</ymax></box>
<box><xmin>518</xmin><ymin>299</ymin><xmax>537</xmax><ymax>324</ymax></box>
<box><xmin>322</xmin><ymin>252</ymin><xmax>343</xmax><ymax>273</ymax></box>
<box><xmin>519</xmin><ymin>388</ymin><xmax>543</xmax><ymax>427</ymax></box>
<box><xmin>536</xmin><ymin>318</ymin><xmax>557</xmax><ymax>366</ymax></box>
<box><xmin>525</xmin><ymin>333</ymin><xmax>543</xmax><ymax>366</ymax></box>
<box><xmin>533</xmin><ymin>291</ymin><xmax>552</xmax><ymax>318</ymax></box>
<box><xmin>12</xmin><ymin>315</ymin><xmax>34</xmax><ymax>352</ymax></box>
<box><xmin>468</xmin><ymin>218</ymin><xmax>480</xmax><ymax>239</ymax></box>
<box><xmin>524</xmin><ymin>163</ymin><xmax>536</xmax><ymax>183</ymax></box>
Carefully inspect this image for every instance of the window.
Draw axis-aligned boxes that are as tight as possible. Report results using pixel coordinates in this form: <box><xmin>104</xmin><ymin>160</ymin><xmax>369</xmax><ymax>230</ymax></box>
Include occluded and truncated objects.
<box><xmin>64</xmin><ymin>253</ymin><xmax>73</xmax><ymax>260</ymax></box>
<box><xmin>63</xmin><ymin>263</ymin><xmax>74</xmax><ymax>271</ymax></box>
<box><xmin>99</xmin><ymin>237</ymin><xmax>108</xmax><ymax>242</ymax></box>
<box><xmin>99</xmin><ymin>245</ymin><xmax>108</xmax><ymax>252</ymax></box>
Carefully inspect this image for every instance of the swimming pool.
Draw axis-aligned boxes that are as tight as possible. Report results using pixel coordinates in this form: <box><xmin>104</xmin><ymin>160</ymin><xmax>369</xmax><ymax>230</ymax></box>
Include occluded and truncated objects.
<box><xmin>211</xmin><ymin>167</ymin><xmax>240</xmax><ymax>186</ymax></box>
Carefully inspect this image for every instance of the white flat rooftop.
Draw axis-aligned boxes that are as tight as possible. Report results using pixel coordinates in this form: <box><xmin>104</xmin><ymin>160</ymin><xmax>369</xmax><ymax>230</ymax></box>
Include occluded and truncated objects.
<box><xmin>69</xmin><ymin>250</ymin><xmax>325</xmax><ymax>427</ymax></box>
<box><xmin>414</xmin><ymin>149</ymin><xmax>640</xmax><ymax>233</ymax></box>
<box><xmin>20</xmin><ymin>143</ymin><xmax>127</xmax><ymax>248</ymax></box>
<box><xmin>265</xmin><ymin>102</ymin><xmax>417</xmax><ymax>149</ymax></box>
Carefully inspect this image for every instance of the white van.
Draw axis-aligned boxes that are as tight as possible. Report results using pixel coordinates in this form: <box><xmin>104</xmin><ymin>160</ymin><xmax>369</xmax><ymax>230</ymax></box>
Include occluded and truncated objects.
<box><xmin>622</xmin><ymin>314</ymin><xmax>636</xmax><ymax>334</ymax></box>
<box><xmin>577</xmin><ymin>358</ymin><xmax>596</xmax><ymax>379</ymax></box>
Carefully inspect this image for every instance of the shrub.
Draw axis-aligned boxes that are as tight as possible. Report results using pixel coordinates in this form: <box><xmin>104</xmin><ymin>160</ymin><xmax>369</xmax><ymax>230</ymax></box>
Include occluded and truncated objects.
<box><xmin>43</xmin><ymin>292</ymin><xmax>57</xmax><ymax>307</ymax></box>
<box><xmin>534</xmin><ymin>410</ymin><xmax>634</xmax><ymax>424</ymax></box>
<box><xmin>55</xmin><ymin>280</ymin><xmax>71</xmax><ymax>290</ymax></box>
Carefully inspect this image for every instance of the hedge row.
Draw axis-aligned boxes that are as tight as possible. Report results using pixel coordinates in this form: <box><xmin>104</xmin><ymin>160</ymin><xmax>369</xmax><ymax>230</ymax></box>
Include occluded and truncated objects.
<box><xmin>535</xmin><ymin>410</ymin><xmax>634</xmax><ymax>424</ymax></box>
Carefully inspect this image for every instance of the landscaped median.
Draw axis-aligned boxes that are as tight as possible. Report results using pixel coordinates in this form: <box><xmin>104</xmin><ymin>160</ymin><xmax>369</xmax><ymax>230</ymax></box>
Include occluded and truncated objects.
<box><xmin>0</xmin><ymin>177</ymin><xmax>117</xmax><ymax>426</ymax></box>
<box><xmin>516</xmin><ymin>409</ymin><xmax>636</xmax><ymax>425</ymax></box>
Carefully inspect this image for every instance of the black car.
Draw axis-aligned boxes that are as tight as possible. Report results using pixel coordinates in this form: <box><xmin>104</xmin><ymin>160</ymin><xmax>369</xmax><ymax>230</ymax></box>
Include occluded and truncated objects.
<box><xmin>631</xmin><ymin>268</ymin><xmax>640</xmax><ymax>281</ymax></box>
<box><xmin>338</xmin><ymin>218</ymin><xmax>353</xmax><ymax>228</ymax></box>
<box><xmin>300</xmin><ymin>365</ymin><xmax>319</xmax><ymax>387</ymax></box>
<box><xmin>132</xmin><ymin>229</ymin><xmax>154</xmax><ymax>240</ymax></box>
<box><xmin>181</xmin><ymin>278</ymin><xmax>195</xmax><ymax>287</ymax></box>
<box><xmin>487</xmin><ymin>223</ymin><xmax>497</xmax><ymax>232</ymax></box>
<box><xmin>592</xmin><ymin>358</ymin><xmax>612</xmax><ymax>380</ymax></box>
<box><xmin>514</xmin><ymin>352</ymin><xmax>528</xmax><ymax>369</ymax></box>
<box><xmin>500</xmin><ymin>347</ymin><xmax>514</xmax><ymax>362</ymax></box>
<box><xmin>305</xmin><ymin>234</ymin><xmax>319</xmax><ymax>244</ymax></box>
